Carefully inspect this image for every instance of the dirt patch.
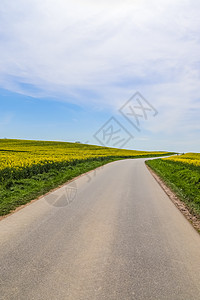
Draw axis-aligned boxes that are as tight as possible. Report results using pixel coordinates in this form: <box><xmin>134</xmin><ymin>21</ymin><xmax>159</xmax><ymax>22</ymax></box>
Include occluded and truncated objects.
<box><xmin>146</xmin><ymin>164</ymin><xmax>200</xmax><ymax>234</ymax></box>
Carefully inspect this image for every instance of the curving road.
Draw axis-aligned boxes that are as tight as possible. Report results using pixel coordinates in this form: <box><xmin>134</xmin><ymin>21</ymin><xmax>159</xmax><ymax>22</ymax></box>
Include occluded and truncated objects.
<box><xmin>0</xmin><ymin>159</ymin><xmax>200</xmax><ymax>300</ymax></box>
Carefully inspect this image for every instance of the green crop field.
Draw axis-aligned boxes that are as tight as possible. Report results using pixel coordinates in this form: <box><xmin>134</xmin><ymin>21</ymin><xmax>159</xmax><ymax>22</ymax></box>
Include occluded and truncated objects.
<box><xmin>0</xmin><ymin>139</ymin><xmax>172</xmax><ymax>216</ymax></box>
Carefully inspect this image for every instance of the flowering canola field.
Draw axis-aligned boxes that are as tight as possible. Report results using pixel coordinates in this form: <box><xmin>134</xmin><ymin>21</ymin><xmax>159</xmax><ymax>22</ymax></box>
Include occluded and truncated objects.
<box><xmin>163</xmin><ymin>153</ymin><xmax>200</xmax><ymax>167</ymax></box>
<box><xmin>0</xmin><ymin>139</ymin><xmax>168</xmax><ymax>181</ymax></box>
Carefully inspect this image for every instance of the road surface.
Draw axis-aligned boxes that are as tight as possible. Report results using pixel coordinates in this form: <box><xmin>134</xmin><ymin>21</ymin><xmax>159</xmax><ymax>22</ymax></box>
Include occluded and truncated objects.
<box><xmin>0</xmin><ymin>158</ymin><xmax>200</xmax><ymax>300</ymax></box>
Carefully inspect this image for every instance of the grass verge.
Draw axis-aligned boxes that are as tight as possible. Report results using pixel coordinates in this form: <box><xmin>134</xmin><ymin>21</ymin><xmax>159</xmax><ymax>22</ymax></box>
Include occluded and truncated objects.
<box><xmin>146</xmin><ymin>159</ymin><xmax>200</xmax><ymax>218</ymax></box>
<box><xmin>0</xmin><ymin>158</ymin><xmax>112</xmax><ymax>216</ymax></box>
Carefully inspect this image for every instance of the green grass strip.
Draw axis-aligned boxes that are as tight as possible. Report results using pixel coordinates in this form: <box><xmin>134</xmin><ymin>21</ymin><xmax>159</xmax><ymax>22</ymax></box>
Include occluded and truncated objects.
<box><xmin>146</xmin><ymin>159</ymin><xmax>200</xmax><ymax>217</ymax></box>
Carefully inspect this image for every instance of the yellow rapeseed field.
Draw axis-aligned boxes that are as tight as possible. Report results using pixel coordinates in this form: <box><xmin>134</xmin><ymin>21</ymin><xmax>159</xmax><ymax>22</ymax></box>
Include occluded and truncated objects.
<box><xmin>0</xmin><ymin>139</ymin><xmax>167</xmax><ymax>173</ymax></box>
<box><xmin>163</xmin><ymin>153</ymin><xmax>200</xmax><ymax>167</ymax></box>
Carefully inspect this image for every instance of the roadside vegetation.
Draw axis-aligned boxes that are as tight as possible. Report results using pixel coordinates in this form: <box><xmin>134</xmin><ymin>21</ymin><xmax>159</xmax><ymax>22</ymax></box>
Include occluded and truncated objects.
<box><xmin>146</xmin><ymin>153</ymin><xmax>200</xmax><ymax>218</ymax></box>
<box><xmin>0</xmin><ymin>139</ymin><xmax>173</xmax><ymax>216</ymax></box>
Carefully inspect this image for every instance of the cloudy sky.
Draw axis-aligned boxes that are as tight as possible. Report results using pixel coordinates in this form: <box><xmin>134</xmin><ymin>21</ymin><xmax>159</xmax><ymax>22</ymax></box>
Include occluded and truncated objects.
<box><xmin>0</xmin><ymin>0</ymin><xmax>199</xmax><ymax>152</ymax></box>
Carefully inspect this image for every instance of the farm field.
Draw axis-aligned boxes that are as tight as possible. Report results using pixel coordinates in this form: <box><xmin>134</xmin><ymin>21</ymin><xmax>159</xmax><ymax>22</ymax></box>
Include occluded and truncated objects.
<box><xmin>0</xmin><ymin>139</ymin><xmax>172</xmax><ymax>216</ymax></box>
<box><xmin>146</xmin><ymin>153</ymin><xmax>200</xmax><ymax>219</ymax></box>
<box><xmin>163</xmin><ymin>152</ymin><xmax>200</xmax><ymax>167</ymax></box>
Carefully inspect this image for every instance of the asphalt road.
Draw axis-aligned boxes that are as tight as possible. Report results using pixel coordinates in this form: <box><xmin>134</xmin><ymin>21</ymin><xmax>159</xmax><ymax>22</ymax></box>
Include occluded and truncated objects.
<box><xmin>0</xmin><ymin>159</ymin><xmax>200</xmax><ymax>300</ymax></box>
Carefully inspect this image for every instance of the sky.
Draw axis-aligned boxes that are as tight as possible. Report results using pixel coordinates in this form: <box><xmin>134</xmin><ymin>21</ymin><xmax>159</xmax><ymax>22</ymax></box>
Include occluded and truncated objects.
<box><xmin>0</xmin><ymin>0</ymin><xmax>200</xmax><ymax>152</ymax></box>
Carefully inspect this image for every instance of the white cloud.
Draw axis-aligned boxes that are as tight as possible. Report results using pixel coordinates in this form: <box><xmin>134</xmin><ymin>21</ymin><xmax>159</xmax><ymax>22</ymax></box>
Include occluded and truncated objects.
<box><xmin>0</xmin><ymin>0</ymin><xmax>200</xmax><ymax>138</ymax></box>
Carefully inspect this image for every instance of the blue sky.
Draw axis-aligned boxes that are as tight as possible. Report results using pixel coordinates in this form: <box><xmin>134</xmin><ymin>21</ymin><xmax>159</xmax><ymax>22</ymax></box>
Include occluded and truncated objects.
<box><xmin>0</xmin><ymin>0</ymin><xmax>200</xmax><ymax>152</ymax></box>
